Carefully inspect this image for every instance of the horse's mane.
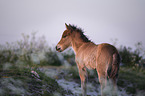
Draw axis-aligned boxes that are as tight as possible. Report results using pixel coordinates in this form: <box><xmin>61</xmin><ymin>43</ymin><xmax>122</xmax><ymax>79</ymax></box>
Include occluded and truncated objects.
<box><xmin>69</xmin><ymin>24</ymin><xmax>91</xmax><ymax>42</ymax></box>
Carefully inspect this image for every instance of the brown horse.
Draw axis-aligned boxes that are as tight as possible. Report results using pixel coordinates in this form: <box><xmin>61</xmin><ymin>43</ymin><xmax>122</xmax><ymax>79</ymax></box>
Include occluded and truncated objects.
<box><xmin>56</xmin><ymin>23</ymin><xmax>120</xmax><ymax>96</ymax></box>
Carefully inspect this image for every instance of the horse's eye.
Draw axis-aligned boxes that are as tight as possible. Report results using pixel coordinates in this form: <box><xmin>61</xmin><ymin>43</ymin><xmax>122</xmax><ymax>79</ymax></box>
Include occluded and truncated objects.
<box><xmin>63</xmin><ymin>35</ymin><xmax>67</xmax><ymax>38</ymax></box>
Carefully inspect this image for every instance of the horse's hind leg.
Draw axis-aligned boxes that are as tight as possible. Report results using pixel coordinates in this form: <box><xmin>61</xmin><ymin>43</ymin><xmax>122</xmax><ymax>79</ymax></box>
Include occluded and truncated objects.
<box><xmin>98</xmin><ymin>74</ymin><xmax>106</xmax><ymax>96</ymax></box>
<box><xmin>112</xmin><ymin>78</ymin><xmax>118</xmax><ymax>96</ymax></box>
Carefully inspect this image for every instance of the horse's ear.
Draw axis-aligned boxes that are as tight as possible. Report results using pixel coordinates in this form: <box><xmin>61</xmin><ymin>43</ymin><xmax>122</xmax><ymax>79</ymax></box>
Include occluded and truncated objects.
<box><xmin>65</xmin><ymin>23</ymin><xmax>69</xmax><ymax>29</ymax></box>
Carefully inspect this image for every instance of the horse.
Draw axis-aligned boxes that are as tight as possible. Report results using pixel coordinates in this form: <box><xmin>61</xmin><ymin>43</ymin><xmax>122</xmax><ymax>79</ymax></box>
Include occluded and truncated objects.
<box><xmin>56</xmin><ymin>23</ymin><xmax>120</xmax><ymax>96</ymax></box>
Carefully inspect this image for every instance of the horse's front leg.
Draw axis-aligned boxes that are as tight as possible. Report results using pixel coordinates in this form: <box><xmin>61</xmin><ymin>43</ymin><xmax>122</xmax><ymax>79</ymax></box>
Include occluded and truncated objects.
<box><xmin>78</xmin><ymin>66</ymin><xmax>88</xmax><ymax>96</ymax></box>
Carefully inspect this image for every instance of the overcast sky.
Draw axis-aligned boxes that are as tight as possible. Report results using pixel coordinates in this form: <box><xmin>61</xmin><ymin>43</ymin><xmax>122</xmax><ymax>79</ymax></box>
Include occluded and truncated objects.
<box><xmin>0</xmin><ymin>0</ymin><xmax>145</xmax><ymax>49</ymax></box>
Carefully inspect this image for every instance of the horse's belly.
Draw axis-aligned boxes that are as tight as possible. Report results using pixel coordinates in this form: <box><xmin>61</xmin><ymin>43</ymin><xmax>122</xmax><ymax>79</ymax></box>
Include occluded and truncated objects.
<box><xmin>83</xmin><ymin>55</ymin><xmax>96</xmax><ymax>69</ymax></box>
<box><xmin>85</xmin><ymin>63</ymin><xmax>96</xmax><ymax>69</ymax></box>
<box><xmin>76</xmin><ymin>50</ymin><xmax>96</xmax><ymax>69</ymax></box>
<box><xmin>85</xmin><ymin>60</ymin><xmax>96</xmax><ymax>69</ymax></box>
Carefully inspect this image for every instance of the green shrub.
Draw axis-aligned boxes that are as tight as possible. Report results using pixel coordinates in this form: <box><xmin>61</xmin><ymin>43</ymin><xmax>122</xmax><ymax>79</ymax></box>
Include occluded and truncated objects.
<box><xmin>0</xmin><ymin>33</ymin><xmax>62</xmax><ymax>68</ymax></box>
<box><xmin>119</xmin><ymin>42</ymin><xmax>144</xmax><ymax>67</ymax></box>
<box><xmin>62</xmin><ymin>49</ymin><xmax>76</xmax><ymax>66</ymax></box>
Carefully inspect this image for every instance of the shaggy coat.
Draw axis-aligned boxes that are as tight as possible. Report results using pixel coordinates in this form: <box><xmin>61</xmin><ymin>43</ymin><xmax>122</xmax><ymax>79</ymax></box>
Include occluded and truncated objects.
<box><xmin>56</xmin><ymin>23</ymin><xmax>120</xmax><ymax>96</ymax></box>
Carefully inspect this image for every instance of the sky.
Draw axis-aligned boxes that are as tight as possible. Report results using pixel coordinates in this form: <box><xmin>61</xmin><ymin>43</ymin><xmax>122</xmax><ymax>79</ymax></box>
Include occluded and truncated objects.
<box><xmin>0</xmin><ymin>0</ymin><xmax>145</xmax><ymax>49</ymax></box>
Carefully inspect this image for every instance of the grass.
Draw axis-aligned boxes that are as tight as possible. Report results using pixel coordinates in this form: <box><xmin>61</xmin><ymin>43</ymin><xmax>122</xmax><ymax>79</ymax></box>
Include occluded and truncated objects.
<box><xmin>62</xmin><ymin>66</ymin><xmax>145</xmax><ymax>95</ymax></box>
<box><xmin>117</xmin><ymin>67</ymin><xmax>145</xmax><ymax>94</ymax></box>
<box><xmin>0</xmin><ymin>65</ymin><xmax>71</xmax><ymax>96</ymax></box>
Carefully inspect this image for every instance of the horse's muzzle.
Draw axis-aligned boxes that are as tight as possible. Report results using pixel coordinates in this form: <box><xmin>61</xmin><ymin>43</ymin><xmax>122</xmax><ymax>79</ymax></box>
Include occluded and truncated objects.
<box><xmin>56</xmin><ymin>45</ymin><xmax>62</xmax><ymax>52</ymax></box>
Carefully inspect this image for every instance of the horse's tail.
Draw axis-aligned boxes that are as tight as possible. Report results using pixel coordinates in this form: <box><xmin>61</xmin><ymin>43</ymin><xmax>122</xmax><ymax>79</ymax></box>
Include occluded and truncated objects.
<box><xmin>107</xmin><ymin>53</ymin><xmax>120</xmax><ymax>79</ymax></box>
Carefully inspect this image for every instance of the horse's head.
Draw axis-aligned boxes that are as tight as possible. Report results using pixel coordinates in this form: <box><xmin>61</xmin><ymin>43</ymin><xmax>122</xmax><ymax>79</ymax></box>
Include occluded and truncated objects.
<box><xmin>56</xmin><ymin>23</ymin><xmax>72</xmax><ymax>52</ymax></box>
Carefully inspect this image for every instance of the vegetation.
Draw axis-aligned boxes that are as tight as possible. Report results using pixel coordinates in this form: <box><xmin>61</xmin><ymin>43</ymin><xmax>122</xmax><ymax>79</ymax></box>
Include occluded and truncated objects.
<box><xmin>0</xmin><ymin>66</ymin><xmax>68</xmax><ymax>96</ymax></box>
<box><xmin>118</xmin><ymin>67</ymin><xmax>145</xmax><ymax>94</ymax></box>
<box><xmin>0</xmin><ymin>33</ymin><xmax>62</xmax><ymax>68</ymax></box>
<box><xmin>0</xmin><ymin>33</ymin><xmax>145</xmax><ymax>95</ymax></box>
<box><xmin>119</xmin><ymin>42</ymin><xmax>145</xmax><ymax>67</ymax></box>
<box><xmin>0</xmin><ymin>33</ymin><xmax>69</xmax><ymax>96</ymax></box>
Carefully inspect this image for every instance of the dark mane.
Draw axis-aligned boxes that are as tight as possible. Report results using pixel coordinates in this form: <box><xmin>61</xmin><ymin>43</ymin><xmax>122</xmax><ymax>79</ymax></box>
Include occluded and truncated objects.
<box><xmin>69</xmin><ymin>24</ymin><xmax>91</xmax><ymax>42</ymax></box>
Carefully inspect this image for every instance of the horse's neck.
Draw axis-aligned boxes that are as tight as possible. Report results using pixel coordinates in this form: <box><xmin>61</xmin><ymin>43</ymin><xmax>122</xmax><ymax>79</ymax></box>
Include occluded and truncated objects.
<box><xmin>71</xmin><ymin>41</ymin><xmax>82</xmax><ymax>54</ymax></box>
<box><xmin>72</xmin><ymin>40</ymin><xmax>96</xmax><ymax>54</ymax></box>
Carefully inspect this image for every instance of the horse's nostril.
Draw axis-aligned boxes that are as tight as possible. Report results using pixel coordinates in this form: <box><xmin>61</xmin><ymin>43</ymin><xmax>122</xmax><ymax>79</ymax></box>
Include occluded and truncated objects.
<box><xmin>56</xmin><ymin>46</ymin><xmax>61</xmax><ymax>51</ymax></box>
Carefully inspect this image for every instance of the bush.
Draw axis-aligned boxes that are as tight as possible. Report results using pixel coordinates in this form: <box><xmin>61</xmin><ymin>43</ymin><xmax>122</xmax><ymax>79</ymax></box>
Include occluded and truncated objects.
<box><xmin>119</xmin><ymin>42</ymin><xmax>145</xmax><ymax>67</ymax></box>
<box><xmin>0</xmin><ymin>33</ymin><xmax>62</xmax><ymax>68</ymax></box>
<box><xmin>62</xmin><ymin>49</ymin><xmax>76</xmax><ymax>66</ymax></box>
